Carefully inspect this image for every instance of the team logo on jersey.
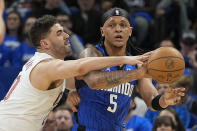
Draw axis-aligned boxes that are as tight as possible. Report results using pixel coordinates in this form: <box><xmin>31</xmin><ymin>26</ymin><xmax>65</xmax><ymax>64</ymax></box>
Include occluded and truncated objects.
<box><xmin>101</xmin><ymin>82</ymin><xmax>134</xmax><ymax>97</ymax></box>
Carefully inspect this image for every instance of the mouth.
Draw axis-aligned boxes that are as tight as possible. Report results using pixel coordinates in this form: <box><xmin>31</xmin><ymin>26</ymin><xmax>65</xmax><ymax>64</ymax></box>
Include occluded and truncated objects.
<box><xmin>64</xmin><ymin>40</ymin><xmax>70</xmax><ymax>45</ymax></box>
<box><xmin>114</xmin><ymin>35</ymin><xmax>123</xmax><ymax>41</ymax></box>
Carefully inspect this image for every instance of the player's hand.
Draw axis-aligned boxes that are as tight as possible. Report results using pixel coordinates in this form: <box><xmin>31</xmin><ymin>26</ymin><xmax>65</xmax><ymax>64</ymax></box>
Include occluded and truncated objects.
<box><xmin>66</xmin><ymin>90</ymin><xmax>81</xmax><ymax>112</ymax></box>
<box><xmin>126</xmin><ymin>51</ymin><xmax>154</xmax><ymax>65</ymax></box>
<box><xmin>163</xmin><ymin>85</ymin><xmax>185</xmax><ymax>106</ymax></box>
<box><xmin>136</xmin><ymin>62</ymin><xmax>152</xmax><ymax>79</ymax></box>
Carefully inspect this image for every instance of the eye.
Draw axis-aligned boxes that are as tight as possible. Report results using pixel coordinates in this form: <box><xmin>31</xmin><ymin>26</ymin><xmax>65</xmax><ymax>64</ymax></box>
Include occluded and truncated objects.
<box><xmin>109</xmin><ymin>24</ymin><xmax>114</xmax><ymax>28</ymax></box>
<box><xmin>57</xmin><ymin>30</ymin><xmax>63</xmax><ymax>36</ymax></box>
<box><xmin>120</xmin><ymin>23</ymin><xmax>126</xmax><ymax>27</ymax></box>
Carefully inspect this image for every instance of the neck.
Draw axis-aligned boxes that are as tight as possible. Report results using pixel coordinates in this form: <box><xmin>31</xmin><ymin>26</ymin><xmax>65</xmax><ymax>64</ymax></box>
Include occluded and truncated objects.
<box><xmin>104</xmin><ymin>42</ymin><xmax>127</xmax><ymax>56</ymax></box>
<box><xmin>9</xmin><ymin>30</ymin><xmax>18</xmax><ymax>37</ymax></box>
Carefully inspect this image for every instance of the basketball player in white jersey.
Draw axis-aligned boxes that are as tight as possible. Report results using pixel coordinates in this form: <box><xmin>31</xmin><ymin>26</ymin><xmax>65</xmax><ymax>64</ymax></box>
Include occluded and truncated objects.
<box><xmin>0</xmin><ymin>15</ymin><xmax>151</xmax><ymax>131</ymax></box>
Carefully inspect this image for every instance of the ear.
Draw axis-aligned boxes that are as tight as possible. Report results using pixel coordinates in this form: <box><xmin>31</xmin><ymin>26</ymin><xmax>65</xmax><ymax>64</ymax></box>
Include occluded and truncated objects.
<box><xmin>40</xmin><ymin>39</ymin><xmax>50</xmax><ymax>49</ymax></box>
<box><xmin>129</xmin><ymin>27</ymin><xmax>133</xmax><ymax>36</ymax></box>
<box><xmin>100</xmin><ymin>27</ymin><xmax>104</xmax><ymax>37</ymax></box>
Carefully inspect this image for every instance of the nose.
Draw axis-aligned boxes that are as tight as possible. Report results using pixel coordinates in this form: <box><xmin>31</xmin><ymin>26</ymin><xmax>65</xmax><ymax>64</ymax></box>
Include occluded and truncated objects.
<box><xmin>64</xmin><ymin>32</ymin><xmax>69</xmax><ymax>39</ymax></box>
<box><xmin>115</xmin><ymin>25</ymin><xmax>122</xmax><ymax>33</ymax></box>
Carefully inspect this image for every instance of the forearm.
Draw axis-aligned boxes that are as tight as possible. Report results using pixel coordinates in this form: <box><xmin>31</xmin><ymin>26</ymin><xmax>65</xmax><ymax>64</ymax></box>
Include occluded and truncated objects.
<box><xmin>51</xmin><ymin>56</ymin><xmax>133</xmax><ymax>79</ymax></box>
<box><xmin>78</xmin><ymin>56</ymin><xmax>131</xmax><ymax>75</ymax></box>
<box><xmin>138</xmin><ymin>78</ymin><xmax>158</xmax><ymax>110</ymax></box>
<box><xmin>83</xmin><ymin>69</ymin><xmax>141</xmax><ymax>89</ymax></box>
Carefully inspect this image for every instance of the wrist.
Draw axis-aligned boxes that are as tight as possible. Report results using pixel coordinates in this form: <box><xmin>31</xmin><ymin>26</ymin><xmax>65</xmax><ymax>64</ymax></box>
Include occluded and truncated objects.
<box><xmin>152</xmin><ymin>94</ymin><xmax>167</xmax><ymax>111</ymax></box>
<box><xmin>159</xmin><ymin>94</ymin><xmax>168</xmax><ymax>108</ymax></box>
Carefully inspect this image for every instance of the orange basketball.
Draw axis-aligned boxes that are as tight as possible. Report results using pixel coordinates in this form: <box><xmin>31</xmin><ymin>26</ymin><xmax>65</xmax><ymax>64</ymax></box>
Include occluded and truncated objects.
<box><xmin>147</xmin><ymin>47</ymin><xmax>185</xmax><ymax>84</ymax></box>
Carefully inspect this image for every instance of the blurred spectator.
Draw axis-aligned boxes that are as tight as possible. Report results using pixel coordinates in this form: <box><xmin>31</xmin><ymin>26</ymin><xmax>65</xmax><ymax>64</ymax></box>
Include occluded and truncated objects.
<box><xmin>12</xmin><ymin>16</ymin><xmax>36</xmax><ymax>67</ymax></box>
<box><xmin>156</xmin><ymin>83</ymin><xmax>169</xmax><ymax>95</ymax></box>
<box><xmin>42</xmin><ymin>111</ymin><xmax>56</xmax><ymax>131</ymax></box>
<box><xmin>152</xmin><ymin>116</ymin><xmax>176</xmax><ymax>131</ymax></box>
<box><xmin>154</xmin><ymin>39</ymin><xmax>175</xmax><ymax>49</ymax></box>
<box><xmin>159</xmin><ymin>39</ymin><xmax>175</xmax><ymax>47</ymax></box>
<box><xmin>180</xmin><ymin>30</ymin><xmax>197</xmax><ymax>70</ymax></box>
<box><xmin>0</xmin><ymin>0</ymin><xmax>5</xmax><ymax>45</ymax></box>
<box><xmin>0</xmin><ymin>10</ymin><xmax>23</xmax><ymax>67</ymax></box>
<box><xmin>3</xmin><ymin>10</ymin><xmax>23</xmax><ymax>50</ymax></box>
<box><xmin>56</xmin><ymin>12</ymin><xmax>84</xmax><ymax>58</ymax></box>
<box><xmin>154</xmin><ymin>0</ymin><xmax>182</xmax><ymax>47</ymax></box>
<box><xmin>54</xmin><ymin>105</ymin><xmax>73</xmax><ymax>131</ymax></box>
<box><xmin>71</xmin><ymin>0</ymin><xmax>102</xmax><ymax>47</ymax></box>
<box><xmin>124</xmin><ymin>0</ymin><xmax>157</xmax><ymax>48</ymax></box>
<box><xmin>159</xmin><ymin>108</ymin><xmax>185</xmax><ymax>131</ymax></box>
<box><xmin>125</xmin><ymin>100</ymin><xmax>152</xmax><ymax>131</ymax></box>
<box><xmin>101</xmin><ymin>0</ymin><xmax>115</xmax><ymax>13</ymax></box>
<box><xmin>28</xmin><ymin>0</ymin><xmax>64</xmax><ymax>18</ymax></box>
<box><xmin>131</xmin><ymin>95</ymin><xmax>148</xmax><ymax>117</ymax></box>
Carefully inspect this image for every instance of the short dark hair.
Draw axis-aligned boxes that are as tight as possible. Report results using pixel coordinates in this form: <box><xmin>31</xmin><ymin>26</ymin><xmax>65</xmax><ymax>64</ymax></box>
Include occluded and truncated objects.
<box><xmin>152</xmin><ymin>116</ymin><xmax>176</xmax><ymax>131</ymax></box>
<box><xmin>29</xmin><ymin>15</ymin><xmax>58</xmax><ymax>48</ymax></box>
<box><xmin>159</xmin><ymin>107</ymin><xmax>185</xmax><ymax>131</ymax></box>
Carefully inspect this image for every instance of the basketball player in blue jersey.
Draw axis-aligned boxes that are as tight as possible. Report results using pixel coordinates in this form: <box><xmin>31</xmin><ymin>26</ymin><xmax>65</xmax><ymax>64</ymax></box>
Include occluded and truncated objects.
<box><xmin>70</xmin><ymin>8</ymin><xmax>185</xmax><ymax>131</ymax></box>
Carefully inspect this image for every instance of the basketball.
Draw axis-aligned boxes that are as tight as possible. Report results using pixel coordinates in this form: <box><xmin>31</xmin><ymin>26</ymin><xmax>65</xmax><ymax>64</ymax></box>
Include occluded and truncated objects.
<box><xmin>147</xmin><ymin>47</ymin><xmax>185</xmax><ymax>84</ymax></box>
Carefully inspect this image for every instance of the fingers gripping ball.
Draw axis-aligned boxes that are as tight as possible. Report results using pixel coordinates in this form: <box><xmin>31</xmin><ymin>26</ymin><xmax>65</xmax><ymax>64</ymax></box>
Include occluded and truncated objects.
<box><xmin>147</xmin><ymin>47</ymin><xmax>185</xmax><ymax>84</ymax></box>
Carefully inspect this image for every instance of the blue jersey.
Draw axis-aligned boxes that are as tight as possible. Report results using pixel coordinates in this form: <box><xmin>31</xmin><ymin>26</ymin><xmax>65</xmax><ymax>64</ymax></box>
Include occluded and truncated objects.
<box><xmin>72</xmin><ymin>44</ymin><xmax>137</xmax><ymax>131</ymax></box>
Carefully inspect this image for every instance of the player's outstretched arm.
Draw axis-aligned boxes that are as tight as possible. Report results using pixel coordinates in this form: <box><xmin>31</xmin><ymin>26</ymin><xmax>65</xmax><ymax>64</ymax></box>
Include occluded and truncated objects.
<box><xmin>30</xmin><ymin>51</ymin><xmax>148</xmax><ymax>90</ymax></box>
<box><xmin>78</xmin><ymin>48</ymin><xmax>152</xmax><ymax>89</ymax></box>
<box><xmin>0</xmin><ymin>0</ymin><xmax>5</xmax><ymax>44</ymax></box>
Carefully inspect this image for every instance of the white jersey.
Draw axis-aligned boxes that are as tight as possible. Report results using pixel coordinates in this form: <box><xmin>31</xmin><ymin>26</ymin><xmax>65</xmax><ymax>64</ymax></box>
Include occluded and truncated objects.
<box><xmin>0</xmin><ymin>52</ymin><xmax>66</xmax><ymax>131</ymax></box>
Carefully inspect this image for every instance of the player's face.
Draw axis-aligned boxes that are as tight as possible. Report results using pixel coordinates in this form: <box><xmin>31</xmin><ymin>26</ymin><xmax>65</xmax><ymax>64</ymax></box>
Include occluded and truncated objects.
<box><xmin>101</xmin><ymin>16</ymin><xmax>132</xmax><ymax>48</ymax></box>
<box><xmin>55</xmin><ymin>110</ymin><xmax>73</xmax><ymax>130</ymax></box>
<box><xmin>47</xmin><ymin>23</ymin><xmax>71</xmax><ymax>59</ymax></box>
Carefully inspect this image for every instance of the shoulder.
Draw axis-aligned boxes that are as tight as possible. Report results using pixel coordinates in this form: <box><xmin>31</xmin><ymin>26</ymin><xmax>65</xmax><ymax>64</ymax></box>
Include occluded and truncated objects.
<box><xmin>79</xmin><ymin>47</ymin><xmax>103</xmax><ymax>58</ymax></box>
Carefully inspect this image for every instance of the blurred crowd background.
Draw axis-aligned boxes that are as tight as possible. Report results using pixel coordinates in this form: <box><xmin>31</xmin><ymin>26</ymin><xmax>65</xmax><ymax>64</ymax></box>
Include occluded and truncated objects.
<box><xmin>0</xmin><ymin>0</ymin><xmax>197</xmax><ymax>131</ymax></box>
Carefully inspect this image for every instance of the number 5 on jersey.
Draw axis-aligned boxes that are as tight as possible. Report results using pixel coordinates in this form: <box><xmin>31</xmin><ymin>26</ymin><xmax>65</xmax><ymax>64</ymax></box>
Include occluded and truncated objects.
<box><xmin>107</xmin><ymin>94</ymin><xmax>118</xmax><ymax>113</ymax></box>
